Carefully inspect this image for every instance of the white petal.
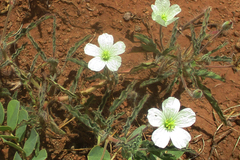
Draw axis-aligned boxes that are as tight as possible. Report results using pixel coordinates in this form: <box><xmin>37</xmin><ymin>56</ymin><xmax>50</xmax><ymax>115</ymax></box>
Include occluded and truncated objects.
<box><xmin>88</xmin><ymin>57</ymin><xmax>106</xmax><ymax>72</ymax></box>
<box><xmin>106</xmin><ymin>56</ymin><xmax>121</xmax><ymax>71</ymax></box>
<box><xmin>175</xmin><ymin>108</ymin><xmax>196</xmax><ymax>128</ymax></box>
<box><xmin>155</xmin><ymin>0</ymin><xmax>170</xmax><ymax>11</ymax></box>
<box><xmin>151</xmin><ymin>5</ymin><xmax>161</xmax><ymax>20</ymax></box>
<box><xmin>110</xmin><ymin>41</ymin><xmax>126</xmax><ymax>56</ymax></box>
<box><xmin>162</xmin><ymin>97</ymin><xmax>180</xmax><ymax>117</ymax></box>
<box><xmin>166</xmin><ymin>4</ymin><xmax>181</xmax><ymax>20</ymax></box>
<box><xmin>98</xmin><ymin>33</ymin><xmax>114</xmax><ymax>50</ymax></box>
<box><xmin>154</xmin><ymin>15</ymin><xmax>167</xmax><ymax>27</ymax></box>
<box><xmin>165</xmin><ymin>17</ymin><xmax>179</xmax><ymax>26</ymax></box>
<box><xmin>147</xmin><ymin>108</ymin><xmax>164</xmax><ymax>127</ymax></box>
<box><xmin>84</xmin><ymin>43</ymin><xmax>101</xmax><ymax>57</ymax></box>
<box><xmin>152</xmin><ymin>127</ymin><xmax>170</xmax><ymax>148</ymax></box>
<box><xmin>170</xmin><ymin>127</ymin><xmax>191</xmax><ymax>149</ymax></box>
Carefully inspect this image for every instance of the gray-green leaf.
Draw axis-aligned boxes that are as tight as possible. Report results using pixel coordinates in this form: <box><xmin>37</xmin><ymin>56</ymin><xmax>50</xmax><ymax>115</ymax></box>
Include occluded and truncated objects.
<box><xmin>7</xmin><ymin>100</ymin><xmax>20</xmax><ymax>130</ymax></box>
<box><xmin>23</xmin><ymin>128</ymin><xmax>39</xmax><ymax>157</ymax></box>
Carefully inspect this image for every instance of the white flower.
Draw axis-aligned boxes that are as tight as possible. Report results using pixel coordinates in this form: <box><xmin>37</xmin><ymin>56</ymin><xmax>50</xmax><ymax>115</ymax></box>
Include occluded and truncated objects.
<box><xmin>147</xmin><ymin>97</ymin><xmax>196</xmax><ymax>149</ymax></box>
<box><xmin>84</xmin><ymin>33</ymin><xmax>126</xmax><ymax>72</ymax></box>
<box><xmin>151</xmin><ymin>0</ymin><xmax>181</xmax><ymax>27</ymax></box>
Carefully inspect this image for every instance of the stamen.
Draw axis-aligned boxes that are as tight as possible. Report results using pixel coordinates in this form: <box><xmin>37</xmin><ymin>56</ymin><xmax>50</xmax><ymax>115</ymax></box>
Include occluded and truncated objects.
<box><xmin>161</xmin><ymin>14</ymin><xmax>167</xmax><ymax>22</ymax></box>
<box><xmin>102</xmin><ymin>50</ymin><xmax>110</xmax><ymax>61</ymax></box>
<box><xmin>164</xmin><ymin>118</ymin><xmax>175</xmax><ymax>131</ymax></box>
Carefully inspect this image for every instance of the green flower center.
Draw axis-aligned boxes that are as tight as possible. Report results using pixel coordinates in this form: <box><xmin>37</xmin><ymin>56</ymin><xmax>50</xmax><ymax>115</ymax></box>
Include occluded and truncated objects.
<box><xmin>161</xmin><ymin>14</ymin><xmax>167</xmax><ymax>22</ymax></box>
<box><xmin>164</xmin><ymin>118</ymin><xmax>175</xmax><ymax>131</ymax></box>
<box><xmin>102</xmin><ymin>50</ymin><xmax>110</xmax><ymax>61</ymax></box>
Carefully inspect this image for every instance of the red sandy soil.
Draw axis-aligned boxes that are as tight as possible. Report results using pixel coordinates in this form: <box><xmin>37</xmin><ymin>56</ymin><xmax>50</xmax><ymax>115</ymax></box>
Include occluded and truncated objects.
<box><xmin>0</xmin><ymin>0</ymin><xmax>240</xmax><ymax>159</ymax></box>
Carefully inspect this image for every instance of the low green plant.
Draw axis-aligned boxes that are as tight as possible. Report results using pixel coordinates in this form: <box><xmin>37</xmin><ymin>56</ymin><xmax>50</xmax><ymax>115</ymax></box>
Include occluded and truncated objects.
<box><xmin>132</xmin><ymin>7</ymin><xmax>232</xmax><ymax>125</ymax></box>
<box><xmin>0</xmin><ymin>100</ymin><xmax>47</xmax><ymax>160</ymax></box>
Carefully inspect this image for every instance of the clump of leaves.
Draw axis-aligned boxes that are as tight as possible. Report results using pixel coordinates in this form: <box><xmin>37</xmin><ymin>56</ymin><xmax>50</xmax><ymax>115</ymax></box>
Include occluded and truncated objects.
<box><xmin>0</xmin><ymin>100</ymin><xmax>47</xmax><ymax>160</ymax></box>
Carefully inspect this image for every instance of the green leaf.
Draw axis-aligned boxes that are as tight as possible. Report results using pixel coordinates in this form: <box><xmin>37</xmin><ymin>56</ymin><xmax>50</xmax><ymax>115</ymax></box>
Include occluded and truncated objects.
<box><xmin>190</xmin><ymin>24</ymin><xmax>198</xmax><ymax>55</ymax></box>
<box><xmin>123</xmin><ymin>94</ymin><xmax>149</xmax><ymax>135</ymax></box>
<box><xmin>130</xmin><ymin>62</ymin><xmax>158</xmax><ymax>74</ymax></box>
<box><xmin>13</xmin><ymin>15</ymin><xmax>54</xmax><ymax>44</ymax></box>
<box><xmin>0</xmin><ymin>135</ymin><xmax>19</xmax><ymax>141</ymax></box>
<box><xmin>2</xmin><ymin>137</ymin><xmax>25</xmax><ymax>155</ymax></box>
<box><xmin>105</xmin><ymin>112</ymin><xmax>124</xmax><ymax>138</ymax></box>
<box><xmin>169</xmin><ymin>20</ymin><xmax>179</xmax><ymax>48</ymax></box>
<box><xmin>66</xmin><ymin>35</ymin><xmax>91</xmax><ymax>59</ymax></box>
<box><xmin>0</xmin><ymin>60</ymin><xmax>11</xmax><ymax>69</ymax></box>
<box><xmin>109</xmin><ymin>81</ymin><xmax>137</xmax><ymax>112</ymax></box>
<box><xmin>142</xmin><ymin>140</ymin><xmax>193</xmax><ymax>160</ymax></box>
<box><xmin>0</xmin><ymin>87</ymin><xmax>11</xmax><ymax>97</ymax></box>
<box><xmin>70</xmin><ymin>67</ymin><xmax>84</xmax><ymax>93</ymax></box>
<box><xmin>7</xmin><ymin>100</ymin><xmax>20</xmax><ymax>130</ymax></box>
<box><xmin>195</xmin><ymin>69</ymin><xmax>225</xmax><ymax>81</ymax></box>
<box><xmin>88</xmin><ymin>146</ymin><xmax>111</xmax><ymax>160</ymax></box>
<box><xmin>13</xmin><ymin>152</ymin><xmax>22</xmax><ymax>160</ymax></box>
<box><xmin>197</xmin><ymin>8</ymin><xmax>211</xmax><ymax>48</ymax></box>
<box><xmin>0</xmin><ymin>126</ymin><xmax>12</xmax><ymax>131</ymax></box>
<box><xmin>196</xmin><ymin>77</ymin><xmax>227</xmax><ymax>125</ymax></box>
<box><xmin>85</xmin><ymin>72</ymin><xmax>106</xmax><ymax>81</ymax></box>
<box><xmin>66</xmin><ymin>58</ymin><xmax>88</xmax><ymax>68</ymax></box>
<box><xmin>112</xmin><ymin>71</ymin><xmax>119</xmax><ymax>85</ymax></box>
<box><xmin>166</xmin><ymin>76</ymin><xmax>178</xmax><ymax>93</ymax></box>
<box><xmin>140</xmin><ymin>72</ymin><xmax>173</xmax><ymax>88</ymax></box>
<box><xmin>161</xmin><ymin>47</ymin><xmax>175</xmax><ymax>57</ymax></box>
<box><xmin>210</xmin><ymin>55</ymin><xmax>232</xmax><ymax>62</ymax></box>
<box><xmin>64</xmin><ymin>104</ymin><xmax>100</xmax><ymax>133</ymax></box>
<box><xmin>32</xmin><ymin>149</ymin><xmax>47</xmax><ymax>160</ymax></box>
<box><xmin>27</xmin><ymin>32</ymin><xmax>47</xmax><ymax>61</ymax></box>
<box><xmin>35</xmin><ymin>136</ymin><xmax>41</xmax><ymax>156</ymax></box>
<box><xmin>39</xmin><ymin>80</ymin><xmax>47</xmax><ymax>110</ymax></box>
<box><xmin>30</xmin><ymin>53</ymin><xmax>40</xmax><ymax>72</ymax></box>
<box><xmin>167</xmin><ymin>149</ymin><xmax>185</xmax><ymax>159</ymax></box>
<box><xmin>98</xmin><ymin>89</ymin><xmax>111</xmax><ymax>113</ymax></box>
<box><xmin>127</xmin><ymin>125</ymin><xmax>146</xmax><ymax>142</ymax></box>
<box><xmin>23</xmin><ymin>128</ymin><xmax>39</xmax><ymax>157</ymax></box>
<box><xmin>11</xmin><ymin>42</ymin><xmax>28</xmax><ymax>60</ymax></box>
<box><xmin>15</xmin><ymin>125</ymin><xmax>27</xmax><ymax>142</ymax></box>
<box><xmin>18</xmin><ymin>109</ymin><xmax>28</xmax><ymax>124</ymax></box>
<box><xmin>0</xmin><ymin>102</ymin><xmax>4</xmax><ymax>125</ymax></box>
<box><xmin>134</xmin><ymin>33</ymin><xmax>161</xmax><ymax>55</ymax></box>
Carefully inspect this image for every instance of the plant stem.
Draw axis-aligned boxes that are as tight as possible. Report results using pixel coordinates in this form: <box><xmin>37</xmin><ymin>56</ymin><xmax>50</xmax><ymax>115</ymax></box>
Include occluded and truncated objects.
<box><xmin>180</xmin><ymin>74</ymin><xmax>193</xmax><ymax>97</ymax></box>
<box><xmin>205</xmin><ymin>65</ymin><xmax>234</xmax><ymax>68</ymax></box>
<box><xmin>1</xmin><ymin>7</ymin><xmax>13</xmax><ymax>60</ymax></box>
<box><xmin>100</xmin><ymin>139</ymin><xmax>109</xmax><ymax>160</ymax></box>
<box><xmin>199</xmin><ymin>29</ymin><xmax>223</xmax><ymax>54</ymax></box>
<box><xmin>178</xmin><ymin>7</ymin><xmax>211</xmax><ymax>33</ymax></box>
<box><xmin>159</xmin><ymin>25</ymin><xmax>164</xmax><ymax>51</ymax></box>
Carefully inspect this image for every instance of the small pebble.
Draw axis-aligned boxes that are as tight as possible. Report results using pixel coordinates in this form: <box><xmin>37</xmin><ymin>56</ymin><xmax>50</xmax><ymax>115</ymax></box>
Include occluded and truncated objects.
<box><xmin>235</xmin><ymin>42</ymin><xmax>240</xmax><ymax>50</ymax></box>
<box><xmin>123</xmin><ymin>11</ymin><xmax>132</xmax><ymax>21</ymax></box>
<box><xmin>234</xmin><ymin>31</ymin><xmax>240</xmax><ymax>37</ymax></box>
<box><xmin>134</xmin><ymin>25</ymin><xmax>141</xmax><ymax>32</ymax></box>
<box><xmin>64</xmin><ymin>39</ymin><xmax>69</xmax><ymax>44</ymax></box>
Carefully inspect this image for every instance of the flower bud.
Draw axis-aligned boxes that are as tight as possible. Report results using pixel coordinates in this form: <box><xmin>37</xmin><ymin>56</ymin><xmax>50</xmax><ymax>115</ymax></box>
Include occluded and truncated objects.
<box><xmin>192</xmin><ymin>89</ymin><xmax>203</xmax><ymax>99</ymax></box>
<box><xmin>221</xmin><ymin>21</ymin><xmax>233</xmax><ymax>31</ymax></box>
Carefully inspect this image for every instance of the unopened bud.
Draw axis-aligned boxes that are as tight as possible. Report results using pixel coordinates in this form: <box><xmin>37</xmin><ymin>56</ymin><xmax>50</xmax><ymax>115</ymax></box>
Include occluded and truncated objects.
<box><xmin>192</xmin><ymin>89</ymin><xmax>203</xmax><ymax>99</ymax></box>
<box><xmin>222</xmin><ymin>21</ymin><xmax>233</xmax><ymax>31</ymax></box>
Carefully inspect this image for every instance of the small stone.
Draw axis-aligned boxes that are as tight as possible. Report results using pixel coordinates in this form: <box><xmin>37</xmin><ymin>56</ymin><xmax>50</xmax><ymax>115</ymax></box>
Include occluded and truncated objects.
<box><xmin>47</xmin><ymin>27</ymin><xmax>52</xmax><ymax>34</ymax></box>
<box><xmin>235</xmin><ymin>42</ymin><xmax>240</xmax><ymax>50</ymax></box>
<box><xmin>134</xmin><ymin>25</ymin><xmax>141</xmax><ymax>32</ymax></box>
<box><xmin>64</xmin><ymin>39</ymin><xmax>69</xmax><ymax>44</ymax></box>
<box><xmin>123</xmin><ymin>11</ymin><xmax>132</xmax><ymax>21</ymax></box>
<box><xmin>234</xmin><ymin>31</ymin><xmax>240</xmax><ymax>37</ymax></box>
